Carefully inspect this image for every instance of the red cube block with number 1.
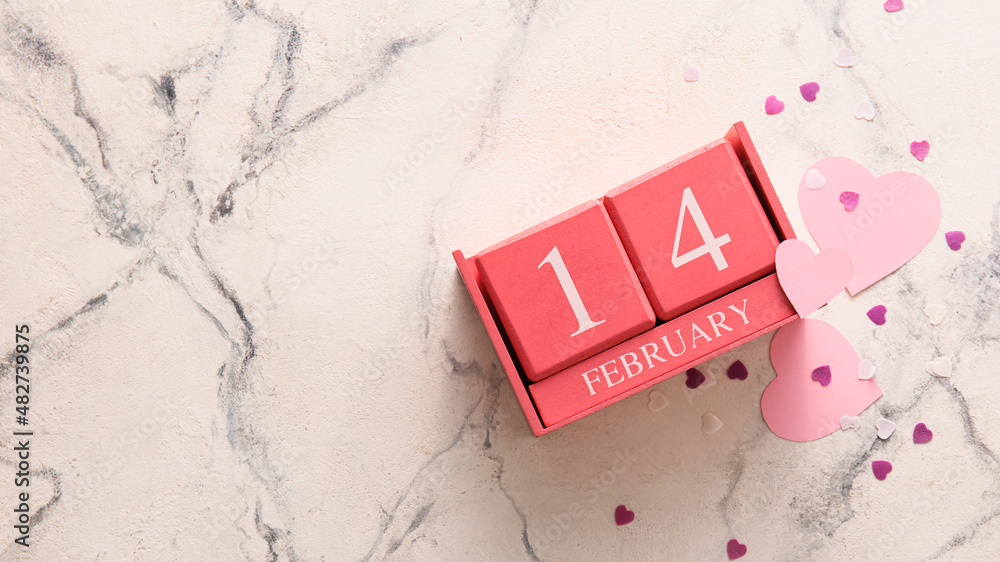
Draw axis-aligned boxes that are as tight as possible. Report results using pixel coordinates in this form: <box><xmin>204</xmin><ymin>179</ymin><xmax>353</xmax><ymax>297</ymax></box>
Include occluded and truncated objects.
<box><xmin>475</xmin><ymin>200</ymin><xmax>656</xmax><ymax>382</ymax></box>
<box><xmin>604</xmin><ymin>139</ymin><xmax>779</xmax><ymax>321</ymax></box>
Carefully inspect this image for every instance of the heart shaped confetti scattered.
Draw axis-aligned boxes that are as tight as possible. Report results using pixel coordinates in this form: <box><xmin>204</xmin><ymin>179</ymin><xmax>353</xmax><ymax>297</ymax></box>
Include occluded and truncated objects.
<box><xmin>926</xmin><ymin>356</ymin><xmax>952</xmax><ymax>378</ymax></box>
<box><xmin>648</xmin><ymin>390</ymin><xmax>668</xmax><ymax>411</ymax></box>
<box><xmin>727</xmin><ymin>539</ymin><xmax>748</xmax><ymax>560</ymax></box>
<box><xmin>763</xmin><ymin>319</ymin><xmax>882</xmax><ymax>442</ymax></box>
<box><xmin>884</xmin><ymin>0</ymin><xmax>904</xmax><ymax>12</ymax></box>
<box><xmin>702</xmin><ymin>412</ymin><xmax>723</xmax><ymax>434</ymax></box>
<box><xmin>924</xmin><ymin>303</ymin><xmax>946</xmax><ymax>325</ymax></box>
<box><xmin>946</xmin><ymin>231</ymin><xmax>966</xmax><ymax>251</ymax></box>
<box><xmin>834</xmin><ymin>47</ymin><xmax>854</xmax><ymax>67</ymax></box>
<box><xmin>858</xmin><ymin>359</ymin><xmax>877</xmax><ymax>380</ymax></box>
<box><xmin>867</xmin><ymin>305</ymin><xmax>887</xmax><ymax>325</ymax></box>
<box><xmin>615</xmin><ymin>505</ymin><xmax>635</xmax><ymax>526</ymax></box>
<box><xmin>686</xmin><ymin>368</ymin><xmax>706</xmax><ymax>389</ymax></box>
<box><xmin>812</xmin><ymin>365</ymin><xmax>832</xmax><ymax>386</ymax></box>
<box><xmin>839</xmin><ymin>191</ymin><xmax>860</xmax><ymax>211</ymax></box>
<box><xmin>841</xmin><ymin>414</ymin><xmax>862</xmax><ymax>430</ymax></box>
<box><xmin>806</xmin><ymin>168</ymin><xmax>826</xmax><ymax>190</ymax></box>
<box><xmin>910</xmin><ymin>140</ymin><xmax>930</xmax><ymax>161</ymax></box>
<box><xmin>876</xmin><ymin>417</ymin><xmax>897</xmax><ymax>439</ymax></box>
<box><xmin>684</xmin><ymin>66</ymin><xmax>699</xmax><ymax>82</ymax></box>
<box><xmin>775</xmin><ymin>240</ymin><xmax>853</xmax><ymax>317</ymax></box>
<box><xmin>800</xmin><ymin>82</ymin><xmax>820</xmax><ymax>102</ymax></box>
<box><xmin>855</xmin><ymin>99</ymin><xmax>875</xmax><ymax>121</ymax></box>
<box><xmin>913</xmin><ymin>422</ymin><xmax>933</xmax><ymax>444</ymax></box>
<box><xmin>765</xmin><ymin>95</ymin><xmax>785</xmax><ymax>115</ymax></box>
<box><xmin>727</xmin><ymin>360</ymin><xmax>748</xmax><ymax>381</ymax></box>
<box><xmin>872</xmin><ymin>460</ymin><xmax>893</xmax><ymax>480</ymax></box>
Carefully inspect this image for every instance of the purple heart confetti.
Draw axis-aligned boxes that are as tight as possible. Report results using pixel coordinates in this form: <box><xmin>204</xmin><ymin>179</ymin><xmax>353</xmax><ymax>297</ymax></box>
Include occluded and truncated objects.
<box><xmin>945</xmin><ymin>230</ymin><xmax>965</xmax><ymax>251</ymax></box>
<box><xmin>800</xmin><ymin>82</ymin><xmax>820</xmax><ymax>102</ymax></box>
<box><xmin>686</xmin><ymin>368</ymin><xmax>706</xmax><ymax>389</ymax></box>
<box><xmin>867</xmin><ymin>305</ymin><xmax>887</xmax><ymax>326</ymax></box>
<box><xmin>913</xmin><ymin>422</ymin><xmax>933</xmax><ymax>444</ymax></box>
<box><xmin>765</xmin><ymin>95</ymin><xmax>785</xmax><ymax>115</ymax></box>
<box><xmin>911</xmin><ymin>140</ymin><xmax>930</xmax><ymax>161</ymax></box>
<box><xmin>811</xmin><ymin>365</ymin><xmax>832</xmax><ymax>386</ymax></box>
<box><xmin>727</xmin><ymin>539</ymin><xmax>748</xmax><ymax>560</ymax></box>
<box><xmin>727</xmin><ymin>360</ymin><xmax>749</xmax><ymax>381</ymax></box>
<box><xmin>615</xmin><ymin>504</ymin><xmax>635</xmax><ymax>526</ymax></box>
<box><xmin>839</xmin><ymin>191</ymin><xmax>860</xmax><ymax>211</ymax></box>
<box><xmin>872</xmin><ymin>460</ymin><xmax>893</xmax><ymax>480</ymax></box>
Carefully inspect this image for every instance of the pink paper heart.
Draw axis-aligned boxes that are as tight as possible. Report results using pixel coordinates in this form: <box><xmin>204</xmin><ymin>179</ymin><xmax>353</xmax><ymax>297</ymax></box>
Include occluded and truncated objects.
<box><xmin>775</xmin><ymin>239</ymin><xmax>853</xmax><ymax>317</ymax></box>
<box><xmin>727</xmin><ymin>539</ymin><xmax>748</xmax><ymax>560</ymax></box>
<box><xmin>799</xmin><ymin>82</ymin><xmax>820</xmax><ymax>102</ymax></box>
<box><xmin>615</xmin><ymin>504</ymin><xmax>635</xmax><ymax>525</ymax></box>
<box><xmin>798</xmin><ymin>157</ymin><xmax>941</xmax><ymax>294</ymax></box>
<box><xmin>884</xmin><ymin>0</ymin><xmax>904</xmax><ymax>12</ymax></box>
<box><xmin>765</xmin><ymin>95</ymin><xmax>784</xmax><ymax>115</ymax></box>
<box><xmin>763</xmin><ymin>318</ymin><xmax>882</xmax><ymax>442</ymax></box>
<box><xmin>910</xmin><ymin>140</ymin><xmax>930</xmax><ymax>161</ymax></box>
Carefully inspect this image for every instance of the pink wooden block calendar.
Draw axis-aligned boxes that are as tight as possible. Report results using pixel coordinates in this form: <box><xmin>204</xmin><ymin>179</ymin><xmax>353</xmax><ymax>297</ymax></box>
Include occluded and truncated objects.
<box><xmin>454</xmin><ymin>122</ymin><xmax>798</xmax><ymax>436</ymax></box>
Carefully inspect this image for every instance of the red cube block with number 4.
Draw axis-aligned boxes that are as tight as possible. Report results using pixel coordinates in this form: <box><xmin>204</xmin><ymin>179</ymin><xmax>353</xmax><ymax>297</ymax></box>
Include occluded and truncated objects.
<box><xmin>475</xmin><ymin>200</ymin><xmax>656</xmax><ymax>382</ymax></box>
<box><xmin>604</xmin><ymin>139</ymin><xmax>779</xmax><ymax>321</ymax></box>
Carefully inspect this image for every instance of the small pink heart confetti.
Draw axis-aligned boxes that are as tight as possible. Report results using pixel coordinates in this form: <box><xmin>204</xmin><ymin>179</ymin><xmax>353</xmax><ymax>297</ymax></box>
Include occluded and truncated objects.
<box><xmin>765</xmin><ymin>95</ymin><xmax>785</xmax><ymax>115</ymax></box>
<box><xmin>884</xmin><ymin>0</ymin><xmax>904</xmax><ymax>12</ymax></box>
<box><xmin>834</xmin><ymin>47</ymin><xmax>854</xmax><ymax>67</ymax></box>
<box><xmin>910</xmin><ymin>140</ymin><xmax>930</xmax><ymax>161</ymax></box>
<box><xmin>686</xmin><ymin>368</ymin><xmax>706</xmax><ymax>389</ymax></box>
<box><xmin>683</xmin><ymin>66</ymin><xmax>699</xmax><ymax>82</ymax></box>
<box><xmin>615</xmin><ymin>504</ymin><xmax>635</xmax><ymax>526</ymax></box>
<box><xmin>800</xmin><ymin>82</ymin><xmax>820</xmax><ymax>102</ymax></box>
<box><xmin>839</xmin><ymin>191</ymin><xmax>860</xmax><ymax>211</ymax></box>
<box><xmin>811</xmin><ymin>365</ymin><xmax>832</xmax><ymax>386</ymax></box>
<box><xmin>913</xmin><ymin>422</ymin><xmax>933</xmax><ymax>443</ymax></box>
<box><xmin>727</xmin><ymin>360</ymin><xmax>749</xmax><ymax>381</ymax></box>
<box><xmin>727</xmin><ymin>539</ymin><xmax>748</xmax><ymax>560</ymax></box>
<box><xmin>945</xmin><ymin>231</ymin><xmax>965</xmax><ymax>251</ymax></box>
<box><xmin>867</xmin><ymin>305</ymin><xmax>887</xmax><ymax>325</ymax></box>
<box><xmin>872</xmin><ymin>460</ymin><xmax>893</xmax><ymax>480</ymax></box>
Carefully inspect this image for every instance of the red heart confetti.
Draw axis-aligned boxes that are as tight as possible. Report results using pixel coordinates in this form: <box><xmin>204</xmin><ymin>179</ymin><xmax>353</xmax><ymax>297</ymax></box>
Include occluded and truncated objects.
<box><xmin>811</xmin><ymin>365</ymin><xmax>832</xmax><ymax>386</ymax></box>
<box><xmin>884</xmin><ymin>0</ymin><xmax>904</xmax><ymax>12</ymax></box>
<box><xmin>913</xmin><ymin>422</ymin><xmax>933</xmax><ymax>443</ymax></box>
<box><xmin>727</xmin><ymin>360</ymin><xmax>749</xmax><ymax>381</ymax></box>
<box><xmin>910</xmin><ymin>140</ymin><xmax>930</xmax><ymax>161</ymax></box>
<box><xmin>686</xmin><ymin>368</ymin><xmax>707</xmax><ymax>389</ymax></box>
<box><xmin>765</xmin><ymin>95</ymin><xmax>785</xmax><ymax>115</ymax></box>
<box><xmin>867</xmin><ymin>305</ymin><xmax>887</xmax><ymax>326</ymax></box>
<box><xmin>872</xmin><ymin>460</ymin><xmax>893</xmax><ymax>480</ymax></box>
<box><xmin>945</xmin><ymin>231</ymin><xmax>965</xmax><ymax>251</ymax></box>
<box><xmin>800</xmin><ymin>82</ymin><xmax>820</xmax><ymax>102</ymax></box>
<box><xmin>839</xmin><ymin>191</ymin><xmax>860</xmax><ymax>211</ymax></box>
<box><xmin>727</xmin><ymin>539</ymin><xmax>748</xmax><ymax>560</ymax></box>
<box><xmin>615</xmin><ymin>504</ymin><xmax>635</xmax><ymax>526</ymax></box>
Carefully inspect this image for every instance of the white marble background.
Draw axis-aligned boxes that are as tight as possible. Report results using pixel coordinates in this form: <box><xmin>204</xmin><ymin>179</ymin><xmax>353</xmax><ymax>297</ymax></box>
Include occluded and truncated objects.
<box><xmin>1</xmin><ymin>0</ymin><xmax>998</xmax><ymax>560</ymax></box>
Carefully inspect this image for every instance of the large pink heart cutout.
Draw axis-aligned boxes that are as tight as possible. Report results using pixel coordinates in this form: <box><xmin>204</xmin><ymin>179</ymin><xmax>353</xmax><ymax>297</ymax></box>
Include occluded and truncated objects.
<box><xmin>798</xmin><ymin>157</ymin><xmax>941</xmax><ymax>294</ymax></box>
<box><xmin>762</xmin><ymin>318</ymin><xmax>882</xmax><ymax>442</ymax></box>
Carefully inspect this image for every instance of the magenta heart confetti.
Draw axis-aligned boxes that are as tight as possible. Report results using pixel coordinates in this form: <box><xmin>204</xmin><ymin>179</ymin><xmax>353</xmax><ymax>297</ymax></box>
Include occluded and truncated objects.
<box><xmin>945</xmin><ymin>231</ymin><xmax>965</xmax><ymax>251</ymax></box>
<box><xmin>913</xmin><ymin>422</ymin><xmax>933</xmax><ymax>443</ymax></box>
<box><xmin>811</xmin><ymin>365</ymin><xmax>832</xmax><ymax>386</ymax></box>
<box><xmin>872</xmin><ymin>460</ymin><xmax>893</xmax><ymax>480</ymax></box>
<box><xmin>800</xmin><ymin>82</ymin><xmax>820</xmax><ymax>102</ymax></box>
<box><xmin>884</xmin><ymin>0</ymin><xmax>904</xmax><ymax>12</ymax></box>
<box><xmin>727</xmin><ymin>539</ymin><xmax>748</xmax><ymax>560</ymax></box>
<box><xmin>615</xmin><ymin>504</ymin><xmax>635</xmax><ymax>526</ymax></box>
<box><xmin>867</xmin><ymin>305</ymin><xmax>887</xmax><ymax>325</ymax></box>
<box><xmin>765</xmin><ymin>95</ymin><xmax>785</xmax><ymax>115</ymax></box>
<box><xmin>839</xmin><ymin>191</ymin><xmax>860</xmax><ymax>211</ymax></box>
<box><xmin>686</xmin><ymin>368</ymin><xmax>706</xmax><ymax>389</ymax></box>
<box><xmin>910</xmin><ymin>140</ymin><xmax>930</xmax><ymax>161</ymax></box>
<box><xmin>727</xmin><ymin>360</ymin><xmax>749</xmax><ymax>381</ymax></box>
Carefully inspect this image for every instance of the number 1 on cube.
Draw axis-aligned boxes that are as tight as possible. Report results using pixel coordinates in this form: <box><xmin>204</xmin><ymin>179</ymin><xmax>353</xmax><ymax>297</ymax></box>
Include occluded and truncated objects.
<box><xmin>539</xmin><ymin>246</ymin><xmax>605</xmax><ymax>337</ymax></box>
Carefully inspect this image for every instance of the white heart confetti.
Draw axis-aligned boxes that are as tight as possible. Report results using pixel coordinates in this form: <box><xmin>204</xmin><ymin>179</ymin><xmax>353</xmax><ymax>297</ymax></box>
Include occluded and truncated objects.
<box><xmin>648</xmin><ymin>390</ymin><xmax>668</xmax><ymax>411</ymax></box>
<box><xmin>834</xmin><ymin>47</ymin><xmax>854</xmax><ymax>67</ymax></box>
<box><xmin>926</xmin><ymin>356</ymin><xmax>953</xmax><ymax>378</ymax></box>
<box><xmin>702</xmin><ymin>412</ymin><xmax>723</xmax><ymax>434</ymax></box>
<box><xmin>924</xmin><ymin>303</ymin><xmax>947</xmax><ymax>325</ymax></box>
<box><xmin>683</xmin><ymin>66</ymin><xmax>699</xmax><ymax>82</ymax></box>
<box><xmin>875</xmin><ymin>418</ymin><xmax>897</xmax><ymax>439</ymax></box>
<box><xmin>858</xmin><ymin>359</ymin><xmax>877</xmax><ymax>380</ymax></box>
<box><xmin>840</xmin><ymin>415</ymin><xmax>861</xmax><ymax>431</ymax></box>
<box><xmin>806</xmin><ymin>168</ymin><xmax>827</xmax><ymax>190</ymax></box>
<box><xmin>854</xmin><ymin>99</ymin><xmax>875</xmax><ymax>121</ymax></box>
